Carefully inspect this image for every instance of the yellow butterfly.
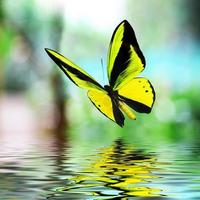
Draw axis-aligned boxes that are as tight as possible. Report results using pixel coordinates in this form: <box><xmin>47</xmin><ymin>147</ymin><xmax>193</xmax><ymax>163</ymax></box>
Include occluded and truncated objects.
<box><xmin>45</xmin><ymin>20</ymin><xmax>155</xmax><ymax>127</ymax></box>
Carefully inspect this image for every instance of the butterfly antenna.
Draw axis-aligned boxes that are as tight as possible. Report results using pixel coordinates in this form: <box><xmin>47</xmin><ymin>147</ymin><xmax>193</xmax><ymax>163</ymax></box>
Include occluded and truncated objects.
<box><xmin>101</xmin><ymin>58</ymin><xmax>105</xmax><ymax>85</ymax></box>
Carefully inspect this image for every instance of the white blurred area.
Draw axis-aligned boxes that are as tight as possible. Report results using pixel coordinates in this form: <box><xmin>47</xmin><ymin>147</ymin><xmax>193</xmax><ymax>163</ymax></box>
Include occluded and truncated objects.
<box><xmin>36</xmin><ymin>0</ymin><xmax>125</xmax><ymax>31</ymax></box>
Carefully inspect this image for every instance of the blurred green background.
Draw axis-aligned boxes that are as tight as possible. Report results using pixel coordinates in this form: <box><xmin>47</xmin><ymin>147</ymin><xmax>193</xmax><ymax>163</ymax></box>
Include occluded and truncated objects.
<box><xmin>0</xmin><ymin>0</ymin><xmax>200</xmax><ymax>145</ymax></box>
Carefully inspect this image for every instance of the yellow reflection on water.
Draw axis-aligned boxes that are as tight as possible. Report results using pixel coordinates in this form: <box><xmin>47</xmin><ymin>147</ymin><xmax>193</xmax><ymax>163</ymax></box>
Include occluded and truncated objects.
<box><xmin>62</xmin><ymin>139</ymin><xmax>162</xmax><ymax>198</ymax></box>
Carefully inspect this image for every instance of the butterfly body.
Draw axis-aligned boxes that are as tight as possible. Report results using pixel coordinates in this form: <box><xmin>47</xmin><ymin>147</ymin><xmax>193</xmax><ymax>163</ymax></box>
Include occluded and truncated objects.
<box><xmin>45</xmin><ymin>20</ymin><xmax>155</xmax><ymax>127</ymax></box>
<box><xmin>104</xmin><ymin>85</ymin><xmax>117</xmax><ymax>98</ymax></box>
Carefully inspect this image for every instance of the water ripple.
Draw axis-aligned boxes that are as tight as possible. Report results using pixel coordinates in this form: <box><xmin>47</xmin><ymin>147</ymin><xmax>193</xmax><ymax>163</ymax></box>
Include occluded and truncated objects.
<box><xmin>0</xmin><ymin>138</ymin><xmax>200</xmax><ymax>199</ymax></box>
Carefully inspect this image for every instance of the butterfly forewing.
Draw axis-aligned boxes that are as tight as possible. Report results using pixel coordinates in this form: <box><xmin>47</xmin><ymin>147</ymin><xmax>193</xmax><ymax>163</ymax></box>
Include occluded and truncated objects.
<box><xmin>107</xmin><ymin>20</ymin><xmax>145</xmax><ymax>90</ymax></box>
<box><xmin>118</xmin><ymin>78</ymin><xmax>155</xmax><ymax>113</ymax></box>
<box><xmin>45</xmin><ymin>48</ymin><xmax>104</xmax><ymax>91</ymax></box>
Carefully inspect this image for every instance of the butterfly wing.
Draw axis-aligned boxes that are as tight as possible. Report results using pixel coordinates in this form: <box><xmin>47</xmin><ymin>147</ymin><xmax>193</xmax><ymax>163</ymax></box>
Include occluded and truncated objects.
<box><xmin>107</xmin><ymin>20</ymin><xmax>145</xmax><ymax>90</ymax></box>
<box><xmin>118</xmin><ymin>78</ymin><xmax>155</xmax><ymax>113</ymax></box>
<box><xmin>87</xmin><ymin>90</ymin><xmax>124</xmax><ymax>127</ymax></box>
<box><xmin>45</xmin><ymin>48</ymin><xmax>124</xmax><ymax>126</ymax></box>
<box><xmin>45</xmin><ymin>48</ymin><xmax>104</xmax><ymax>91</ymax></box>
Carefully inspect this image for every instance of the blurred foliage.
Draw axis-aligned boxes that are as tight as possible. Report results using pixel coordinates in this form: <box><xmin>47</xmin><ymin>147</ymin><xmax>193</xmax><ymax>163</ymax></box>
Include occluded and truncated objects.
<box><xmin>0</xmin><ymin>0</ymin><xmax>200</xmax><ymax>139</ymax></box>
<box><xmin>184</xmin><ymin>0</ymin><xmax>200</xmax><ymax>41</ymax></box>
<box><xmin>67</xmin><ymin>85</ymin><xmax>200</xmax><ymax>149</ymax></box>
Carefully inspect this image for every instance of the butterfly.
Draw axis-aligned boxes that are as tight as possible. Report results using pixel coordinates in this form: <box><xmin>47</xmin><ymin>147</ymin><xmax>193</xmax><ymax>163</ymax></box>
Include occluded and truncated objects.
<box><xmin>45</xmin><ymin>20</ymin><xmax>155</xmax><ymax>127</ymax></box>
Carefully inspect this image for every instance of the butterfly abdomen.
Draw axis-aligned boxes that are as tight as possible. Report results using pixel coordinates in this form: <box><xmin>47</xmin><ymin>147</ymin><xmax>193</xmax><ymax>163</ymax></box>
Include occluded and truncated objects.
<box><xmin>119</xmin><ymin>101</ymin><xmax>136</xmax><ymax>120</ymax></box>
<box><xmin>104</xmin><ymin>85</ymin><xmax>136</xmax><ymax>120</ymax></box>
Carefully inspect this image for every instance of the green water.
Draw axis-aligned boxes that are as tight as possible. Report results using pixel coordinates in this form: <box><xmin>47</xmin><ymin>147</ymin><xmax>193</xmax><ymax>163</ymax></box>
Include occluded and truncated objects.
<box><xmin>0</xmin><ymin>129</ymin><xmax>200</xmax><ymax>200</ymax></box>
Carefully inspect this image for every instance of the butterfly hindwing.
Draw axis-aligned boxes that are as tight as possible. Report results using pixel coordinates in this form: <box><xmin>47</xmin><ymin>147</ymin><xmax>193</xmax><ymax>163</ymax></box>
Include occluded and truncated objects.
<box><xmin>107</xmin><ymin>20</ymin><xmax>145</xmax><ymax>90</ymax></box>
<box><xmin>45</xmin><ymin>48</ymin><xmax>104</xmax><ymax>91</ymax></box>
<box><xmin>87</xmin><ymin>90</ymin><xmax>124</xmax><ymax>127</ymax></box>
<box><xmin>118</xmin><ymin>77</ymin><xmax>155</xmax><ymax>113</ymax></box>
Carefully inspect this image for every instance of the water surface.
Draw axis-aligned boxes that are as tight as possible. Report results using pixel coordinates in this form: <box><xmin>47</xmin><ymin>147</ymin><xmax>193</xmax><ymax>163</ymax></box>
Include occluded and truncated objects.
<box><xmin>0</xmin><ymin>131</ymin><xmax>200</xmax><ymax>200</ymax></box>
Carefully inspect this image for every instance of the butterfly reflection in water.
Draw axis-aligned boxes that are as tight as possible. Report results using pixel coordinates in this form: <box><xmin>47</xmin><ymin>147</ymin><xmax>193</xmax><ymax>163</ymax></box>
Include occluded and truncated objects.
<box><xmin>45</xmin><ymin>20</ymin><xmax>155</xmax><ymax>127</ymax></box>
